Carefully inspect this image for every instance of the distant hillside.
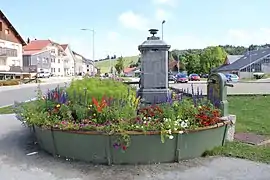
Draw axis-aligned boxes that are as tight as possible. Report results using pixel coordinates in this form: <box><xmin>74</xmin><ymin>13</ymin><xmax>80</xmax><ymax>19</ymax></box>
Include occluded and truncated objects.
<box><xmin>95</xmin><ymin>56</ymin><xmax>139</xmax><ymax>73</ymax></box>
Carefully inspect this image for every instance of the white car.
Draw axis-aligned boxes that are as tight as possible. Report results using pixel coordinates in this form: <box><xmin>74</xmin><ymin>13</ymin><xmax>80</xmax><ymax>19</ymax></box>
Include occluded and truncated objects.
<box><xmin>37</xmin><ymin>72</ymin><xmax>51</xmax><ymax>78</ymax></box>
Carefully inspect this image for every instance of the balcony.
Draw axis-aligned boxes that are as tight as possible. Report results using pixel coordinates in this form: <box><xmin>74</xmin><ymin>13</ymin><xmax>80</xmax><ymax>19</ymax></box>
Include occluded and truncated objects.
<box><xmin>0</xmin><ymin>47</ymin><xmax>18</xmax><ymax>57</ymax></box>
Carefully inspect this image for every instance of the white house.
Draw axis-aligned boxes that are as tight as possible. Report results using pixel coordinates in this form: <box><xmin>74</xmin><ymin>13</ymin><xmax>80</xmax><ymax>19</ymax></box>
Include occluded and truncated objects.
<box><xmin>0</xmin><ymin>10</ymin><xmax>26</xmax><ymax>72</ymax></box>
<box><xmin>60</xmin><ymin>44</ymin><xmax>76</xmax><ymax>76</ymax></box>
<box><xmin>72</xmin><ymin>51</ymin><xmax>84</xmax><ymax>75</ymax></box>
<box><xmin>23</xmin><ymin>40</ymin><xmax>66</xmax><ymax>76</ymax></box>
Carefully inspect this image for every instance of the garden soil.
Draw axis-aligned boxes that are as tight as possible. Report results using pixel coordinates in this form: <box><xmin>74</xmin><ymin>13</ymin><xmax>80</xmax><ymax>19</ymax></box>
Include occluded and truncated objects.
<box><xmin>1</xmin><ymin>114</ymin><xmax>270</xmax><ymax>180</ymax></box>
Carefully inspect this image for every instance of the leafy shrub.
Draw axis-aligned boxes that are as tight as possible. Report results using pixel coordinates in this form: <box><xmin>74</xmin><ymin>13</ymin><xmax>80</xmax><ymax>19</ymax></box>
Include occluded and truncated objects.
<box><xmin>0</xmin><ymin>80</ymin><xmax>20</xmax><ymax>86</ymax></box>
<box><xmin>66</xmin><ymin>77</ymin><xmax>136</xmax><ymax>102</ymax></box>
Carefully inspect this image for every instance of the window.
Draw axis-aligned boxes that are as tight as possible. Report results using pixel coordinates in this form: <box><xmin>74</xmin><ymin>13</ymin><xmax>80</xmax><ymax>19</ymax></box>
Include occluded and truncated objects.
<box><xmin>51</xmin><ymin>58</ymin><xmax>55</xmax><ymax>63</ymax></box>
<box><xmin>58</xmin><ymin>68</ymin><xmax>60</xmax><ymax>72</ymax></box>
<box><xmin>0</xmin><ymin>59</ymin><xmax>6</xmax><ymax>65</ymax></box>
<box><xmin>58</xmin><ymin>59</ymin><xmax>60</xmax><ymax>63</ymax></box>
<box><xmin>0</xmin><ymin>22</ymin><xmax>2</xmax><ymax>31</ymax></box>
<box><xmin>0</xmin><ymin>47</ymin><xmax>18</xmax><ymax>57</ymax></box>
<box><xmin>4</xmin><ymin>29</ymin><xmax>9</xmax><ymax>35</ymax></box>
<box><xmin>87</xmin><ymin>65</ymin><xmax>89</xmax><ymax>68</ymax></box>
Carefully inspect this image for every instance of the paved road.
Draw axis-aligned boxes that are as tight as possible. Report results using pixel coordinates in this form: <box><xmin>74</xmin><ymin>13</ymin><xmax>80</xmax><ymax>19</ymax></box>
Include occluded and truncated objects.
<box><xmin>0</xmin><ymin>114</ymin><xmax>270</xmax><ymax>180</ymax></box>
<box><xmin>0</xmin><ymin>82</ymin><xmax>69</xmax><ymax>107</ymax></box>
<box><xmin>171</xmin><ymin>82</ymin><xmax>270</xmax><ymax>95</ymax></box>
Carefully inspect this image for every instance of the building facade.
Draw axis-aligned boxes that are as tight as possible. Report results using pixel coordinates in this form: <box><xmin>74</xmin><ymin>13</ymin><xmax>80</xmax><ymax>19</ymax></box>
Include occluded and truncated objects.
<box><xmin>61</xmin><ymin>44</ymin><xmax>75</xmax><ymax>76</ymax></box>
<box><xmin>0</xmin><ymin>10</ymin><xmax>26</xmax><ymax>72</ymax></box>
<box><xmin>23</xmin><ymin>50</ymin><xmax>51</xmax><ymax>73</ymax></box>
<box><xmin>23</xmin><ymin>40</ymin><xmax>66</xmax><ymax>76</ymax></box>
<box><xmin>215</xmin><ymin>48</ymin><xmax>270</xmax><ymax>79</ymax></box>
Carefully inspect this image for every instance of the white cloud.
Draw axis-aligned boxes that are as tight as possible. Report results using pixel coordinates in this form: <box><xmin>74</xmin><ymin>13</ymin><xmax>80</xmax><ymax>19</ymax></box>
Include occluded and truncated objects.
<box><xmin>226</xmin><ymin>28</ymin><xmax>270</xmax><ymax>46</ymax></box>
<box><xmin>152</xmin><ymin>0</ymin><xmax>178</xmax><ymax>7</ymax></box>
<box><xmin>118</xmin><ymin>11</ymin><xmax>149</xmax><ymax>31</ymax></box>
<box><xmin>107</xmin><ymin>31</ymin><xmax>119</xmax><ymax>41</ymax></box>
<box><xmin>155</xmin><ymin>9</ymin><xmax>171</xmax><ymax>21</ymax></box>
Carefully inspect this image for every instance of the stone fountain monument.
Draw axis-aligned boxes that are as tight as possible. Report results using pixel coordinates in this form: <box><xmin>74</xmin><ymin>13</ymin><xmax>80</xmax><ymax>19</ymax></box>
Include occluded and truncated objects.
<box><xmin>137</xmin><ymin>29</ymin><xmax>171</xmax><ymax>104</ymax></box>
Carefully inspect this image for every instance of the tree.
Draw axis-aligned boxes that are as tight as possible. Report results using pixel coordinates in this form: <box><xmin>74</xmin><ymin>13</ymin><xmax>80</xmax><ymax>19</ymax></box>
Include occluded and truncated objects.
<box><xmin>200</xmin><ymin>46</ymin><xmax>227</xmax><ymax>73</ymax></box>
<box><xmin>114</xmin><ymin>56</ymin><xmax>124</xmax><ymax>74</ymax></box>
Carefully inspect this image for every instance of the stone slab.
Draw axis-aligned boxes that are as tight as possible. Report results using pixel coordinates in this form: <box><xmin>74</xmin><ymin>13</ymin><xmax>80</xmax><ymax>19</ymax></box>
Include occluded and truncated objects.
<box><xmin>234</xmin><ymin>132</ymin><xmax>270</xmax><ymax>145</ymax></box>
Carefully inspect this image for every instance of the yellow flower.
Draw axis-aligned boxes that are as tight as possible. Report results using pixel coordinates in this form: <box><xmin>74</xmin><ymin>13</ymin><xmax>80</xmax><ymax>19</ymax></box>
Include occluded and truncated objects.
<box><xmin>56</xmin><ymin>104</ymin><xmax>61</xmax><ymax>108</ymax></box>
<box><xmin>93</xmin><ymin>113</ymin><xmax>96</xmax><ymax>116</ymax></box>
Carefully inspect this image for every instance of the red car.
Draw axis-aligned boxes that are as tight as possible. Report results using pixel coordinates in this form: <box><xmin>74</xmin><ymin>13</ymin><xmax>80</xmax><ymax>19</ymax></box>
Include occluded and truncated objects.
<box><xmin>175</xmin><ymin>74</ymin><xmax>188</xmax><ymax>83</ymax></box>
<box><xmin>188</xmin><ymin>74</ymin><xmax>200</xmax><ymax>81</ymax></box>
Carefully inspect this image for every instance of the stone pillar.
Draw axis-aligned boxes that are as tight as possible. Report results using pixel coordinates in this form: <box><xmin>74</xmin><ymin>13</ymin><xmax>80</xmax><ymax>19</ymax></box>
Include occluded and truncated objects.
<box><xmin>137</xmin><ymin>29</ymin><xmax>171</xmax><ymax>104</ymax></box>
<box><xmin>220</xmin><ymin>115</ymin><xmax>236</xmax><ymax>142</ymax></box>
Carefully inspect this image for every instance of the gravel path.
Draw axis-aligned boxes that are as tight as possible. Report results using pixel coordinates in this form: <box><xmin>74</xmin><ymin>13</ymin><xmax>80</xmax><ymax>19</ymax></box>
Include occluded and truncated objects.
<box><xmin>1</xmin><ymin>114</ymin><xmax>270</xmax><ymax>180</ymax></box>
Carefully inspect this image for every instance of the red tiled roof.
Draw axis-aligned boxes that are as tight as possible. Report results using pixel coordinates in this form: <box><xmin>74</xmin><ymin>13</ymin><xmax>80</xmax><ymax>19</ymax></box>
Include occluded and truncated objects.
<box><xmin>23</xmin><ymin>40</ymin><xmax>51</xmax><ymax>51</ymax></box>
<box><xmin>23</xmin><ymin>50</ymin><xmax>42</xmax><ymax>55</ymax></box>
<box><xmin>124</xmin><ymin>67</ymin><xmax>136</xmax><ymax>73</ymax></box>
<box><xmin>60</xmin><ymin>44</ymin><xmax>68</xmax><ymax>50</ymax></box>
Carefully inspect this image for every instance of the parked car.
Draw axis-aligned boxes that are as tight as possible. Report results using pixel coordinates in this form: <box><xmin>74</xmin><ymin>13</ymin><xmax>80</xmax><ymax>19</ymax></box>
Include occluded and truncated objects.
<box><xmin>225</xmin><ymin>74</ymin><xmax>239</xmax><ymax>82</ymax></box>
<box><xmin>168</xmin><ymin>74</ymin><xmax>176</xmax><ymax>81</ymax></box>
<box><xmin>37</xmin><ymin>72</ymin><xmax>51</xmax><ymax>78</ymax></box>
<box><xmin>188</xmin><ymin>74</ymin><xmax>200</xmax><ymax>81</ymax></box>
<box><xmin>175</xmin><ymin>74</ymin><xmax>188</xmax><ymax>83</ymax></box>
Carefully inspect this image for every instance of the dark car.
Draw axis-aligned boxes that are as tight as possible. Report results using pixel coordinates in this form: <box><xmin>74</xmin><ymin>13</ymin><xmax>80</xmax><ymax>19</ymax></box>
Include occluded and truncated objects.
<box><xmin>189</xmin><ymin>74</ymin><xmax>200</xmax><ymax>81</ymax></box>
<box><xmin>175</xmin><ymin>74</ymin><xmax>188</xmax><ymax>83</ymax></box>
<box><xmin>168</xmin><ymin>74</ymin><xmax>176</xmax><ymax>81</ymax></box>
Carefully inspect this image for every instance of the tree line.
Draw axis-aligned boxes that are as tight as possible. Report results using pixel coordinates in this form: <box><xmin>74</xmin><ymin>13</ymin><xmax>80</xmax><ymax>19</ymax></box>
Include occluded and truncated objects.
<box><xmin>117</xmin><ymin>44</ymin><xmax>270</xmax><ymax>75</ymax></box>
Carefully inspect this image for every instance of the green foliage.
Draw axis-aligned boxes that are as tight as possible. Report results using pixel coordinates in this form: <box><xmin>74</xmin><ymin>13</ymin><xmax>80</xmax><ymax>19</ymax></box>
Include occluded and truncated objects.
<box><xmin>66</xmin><ymin>77</ymin><xmax>135</xmax><ymax>102</ymax></box>
<box><xmin>114</xmin><ymin>56</ymin><xmax>124</xmax><ymax>74</ymax></box>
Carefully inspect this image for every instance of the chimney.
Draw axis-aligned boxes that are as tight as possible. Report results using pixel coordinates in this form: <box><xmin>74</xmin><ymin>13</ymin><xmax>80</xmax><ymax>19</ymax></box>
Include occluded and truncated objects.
<box><xmin>27</xmin><ymin>38</ymin><xmax>30</xmax><ymax>44</ymax></box>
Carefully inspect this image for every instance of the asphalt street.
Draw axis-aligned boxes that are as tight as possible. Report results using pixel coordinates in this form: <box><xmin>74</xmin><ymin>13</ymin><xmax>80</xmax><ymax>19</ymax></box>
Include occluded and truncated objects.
<box><xmin>0</xmin><ymin>82</ymin><xmax>69</xmax><ymax>107</ymax></box>
<box><xmin>1</xmin><ymin>81</ymin><xmax>270</xmax><ymax>107</ymax></box>
<box><xmin>0</xmin><ymin>114</ymin><xmax>270</xmax><ymax>180</ymax></box>
<box><xmin>171</xmin><ymin>82</ymin><xmax>270</xmax><ymax>95</ymax></box>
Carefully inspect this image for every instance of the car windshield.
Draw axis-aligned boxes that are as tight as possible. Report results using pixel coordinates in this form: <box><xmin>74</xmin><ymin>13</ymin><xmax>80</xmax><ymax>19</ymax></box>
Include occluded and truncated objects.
<box><xmin>191</xmin><ymin>74</ymin><xmax>198</xmax><ymax>76</ymax></box>
<box><xmin>178</xmin><ymin>74</ymin><xmax>187</xmax><ymax>78</ymax></box>
<box><xmin>230</xmin><ymin>74</ymin><xmax>238</xmax><ymax>78</ymax></box>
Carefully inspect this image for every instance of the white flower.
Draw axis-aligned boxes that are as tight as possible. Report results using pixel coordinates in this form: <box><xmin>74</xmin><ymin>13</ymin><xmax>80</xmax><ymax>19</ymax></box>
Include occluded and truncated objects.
<box><xmin>178</xmin><ymin>131</ymin><xmax>184</xmax><ymax>134</ymax></box>
<box><xmin>164</xmin><ymin>118</ymin><xmax>168</xmax><ymax>122</ymax></box>
<box><xmin>174</xmin><ymin>128</ymin><xmax>177</xmax><ymax>131</ymax></box>
<box><xmin>184</xmin><ymin>120</ymin><xmax>188</xmax><ymax>123</ymax></box>
<box><xmin>181</xmin><ymin>121</ymin><xmax>188</xmax><ymax>128</ymax></box>
<box><xmin>168</xmin><ymin>129</ymin><xmax>172</xmax><ymax>134</ymax></box>
<box><xmin>148</xmin><ymin>117</ymin><xmax>151</xmax><ymax>120</ymax></box>
<box><xmin>141</xmin><ymin>126</ymin><xmax>144</xmax><ymax>128</ymax></box>
<box><xmin>136</xmin><ymin>125</ymin><xmax>139</xmax><ymax>128</ymax></box>
<box><xmin>143</xmin><ymin>121</ymin><xmax>147</xmax><ymax>124</ymax></box>
<box><xmin>143</xmin><ymin>117</ymin><xmax>147</xmax><ymax>120</ymax></box>
<box><xmin>169</xmin><ymin>135</ymin><xmax>174</xmax><ymax>139</ymax></box>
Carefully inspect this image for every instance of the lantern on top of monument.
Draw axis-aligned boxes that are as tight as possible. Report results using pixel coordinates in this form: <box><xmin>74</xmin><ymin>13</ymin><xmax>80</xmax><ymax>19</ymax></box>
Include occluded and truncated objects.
<box><xmin>137</xmin><ymin>29</ymin><xmax>171</xmax><ymax>104</ymax></box>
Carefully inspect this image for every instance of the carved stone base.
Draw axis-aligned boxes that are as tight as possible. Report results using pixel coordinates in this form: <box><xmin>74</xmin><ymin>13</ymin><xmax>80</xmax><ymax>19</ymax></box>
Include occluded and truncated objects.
<box><xmin>137</xmin><ymin>88</ymin><xmax>171</xmax><ymax>104</ymax></box>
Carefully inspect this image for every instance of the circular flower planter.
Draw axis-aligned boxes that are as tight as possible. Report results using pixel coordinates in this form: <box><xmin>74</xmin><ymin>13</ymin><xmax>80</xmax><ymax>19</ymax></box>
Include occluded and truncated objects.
<box><xmin>33</xmin><ymin>120</ymin><xmax>231</xmax><ymax>165</ymax></box>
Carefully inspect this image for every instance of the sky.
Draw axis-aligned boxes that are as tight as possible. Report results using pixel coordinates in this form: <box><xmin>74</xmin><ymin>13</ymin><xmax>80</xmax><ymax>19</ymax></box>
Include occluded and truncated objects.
<box><xmin>2</xmin><ymin>0</ymin><xmax>270</xmax><ymax>59</ymax></box>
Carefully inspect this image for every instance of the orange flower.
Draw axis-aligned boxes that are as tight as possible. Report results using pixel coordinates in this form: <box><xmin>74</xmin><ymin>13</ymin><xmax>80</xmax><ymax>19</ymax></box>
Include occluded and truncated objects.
<box><xmin>92</xmin><ymin>96</ymin><xmax>107</xmax><ymax>112</ymax></box>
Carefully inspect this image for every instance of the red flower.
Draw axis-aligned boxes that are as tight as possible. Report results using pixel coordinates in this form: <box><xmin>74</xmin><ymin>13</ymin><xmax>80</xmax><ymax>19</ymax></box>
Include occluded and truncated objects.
<box><xmin>92</xmin><ymin>96</ymin><xmax>107</xmax><ymax>112</ymax></box>
<box><xmin>122</xmin><ymin>145</ymin><xmax>127</xmax><ymax>151</ymax></box>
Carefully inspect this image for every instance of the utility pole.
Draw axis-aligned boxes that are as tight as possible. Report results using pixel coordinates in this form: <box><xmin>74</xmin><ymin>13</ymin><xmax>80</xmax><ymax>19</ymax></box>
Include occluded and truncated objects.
<box><xmin>162</xmin><ymin>20</ymin><xmax>166</xmax><ymax>40</ymax></box>
<box><xmin>81</xmin><ymin>28</ymin><xmax>95</xmax><ymax>75</ymax></box>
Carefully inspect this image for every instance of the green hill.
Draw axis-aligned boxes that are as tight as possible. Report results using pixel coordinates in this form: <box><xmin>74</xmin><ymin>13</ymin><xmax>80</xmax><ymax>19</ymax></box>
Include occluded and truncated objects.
<box><xmin>95</xmin><ymin>56</ymin><xmax>139</xmax><ymax>73</ymax></box>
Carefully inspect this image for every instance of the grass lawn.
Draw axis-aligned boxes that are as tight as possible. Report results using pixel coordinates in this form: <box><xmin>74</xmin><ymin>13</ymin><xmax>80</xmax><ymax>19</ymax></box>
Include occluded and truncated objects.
<box><xmin>95</xmin><ymin>56</ymin><xmax>139</xmax><ymax>73</ymax></box>
<box><xmin>0</xmin><ymin>106</ymin><xmax>14</xmax><ymax>114</ymax></box>
<box><xmin>208</xmin><ymin>95</ymin><xmax>270</xmax><ymax>164</ymax></box>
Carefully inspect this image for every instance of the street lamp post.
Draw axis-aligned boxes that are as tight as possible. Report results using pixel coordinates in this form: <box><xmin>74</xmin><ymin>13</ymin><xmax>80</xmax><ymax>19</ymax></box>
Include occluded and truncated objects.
<box><xmin>162</xmin><ymin>20</ymin><xmax>166</xmax><ymax>40</ymax></box>
<box><xmin>81</xmin><ymin>28</ymin><xmax>95</xmax><ymax>74</ymax></box>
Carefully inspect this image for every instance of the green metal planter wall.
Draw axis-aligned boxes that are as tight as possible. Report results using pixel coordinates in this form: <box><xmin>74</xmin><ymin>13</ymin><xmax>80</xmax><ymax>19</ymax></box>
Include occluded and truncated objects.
<box><xmin>33</xmin><ymin>122</ymin><xmax>229</xmax><ymax>165</ymax></box>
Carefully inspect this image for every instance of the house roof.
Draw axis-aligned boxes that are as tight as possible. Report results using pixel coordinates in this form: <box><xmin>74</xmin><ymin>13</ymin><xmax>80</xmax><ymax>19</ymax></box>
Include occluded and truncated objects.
<box><xmin>60</xmin><ymin>44</ymin><xmax>68</xmax><ymax>50</ymax></box>
<box><xmin>217</xmin><ymin>48</ymin><xmax>270</xmax><ymax>71</ymax></box>
<box><xmin>224</xmin><ymin>55</ymin><xmax>243</xmax><ymax>65</ymax></box>
<box><xmin>23</xmin><ymin>49</ymin><xmax>50</xmax><ymax>56</ymax></box>
<box><xmin>0</xmin><ymin>10</ymin><xmax>26</xmax><ymax>45</ymax></box>
<box><xmin>23</xmin><ymin>50</ymin><xmax>41</xmax><ymax>55</ymax></box>
<box><xmin>23</xmin><ymin>40</ymin><xmax>51</xmax><ymax>51</ymax></box>
<box><xmin>72</xmin><ymin>51</ymin><xmax>85</xmax><ymax>58</ymax></box>
<box><xmin>124</xmin><ymin>67</ymin><xmax>136</xmax><ymax>73</ymax></box>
